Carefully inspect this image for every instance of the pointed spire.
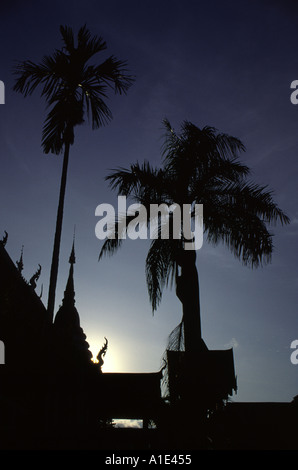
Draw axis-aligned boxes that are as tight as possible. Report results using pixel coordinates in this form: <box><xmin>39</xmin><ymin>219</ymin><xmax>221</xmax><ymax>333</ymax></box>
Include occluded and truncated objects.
<box><xmin>16</xmin><ymin>245</ymin><xmax>24</xmax><ymax>273</ymax></box>
<box><xmin>53</xmin><ymin>236</ymin><xmax>80</xmax><ymax>329</ymax></box>
<box><xmin>62</xmin><ymin>238</ymin><xmax>76</xmax><ymax>308</ymax></box>
<box><xmin>69</xmin><ymin>224</ymin><xmax>76</xmax><ymax>264</ymax></box>
<box><xmin>69</xmin><ymin>238</ymin><xmax>76</xmax><ymax>265</ymax></box>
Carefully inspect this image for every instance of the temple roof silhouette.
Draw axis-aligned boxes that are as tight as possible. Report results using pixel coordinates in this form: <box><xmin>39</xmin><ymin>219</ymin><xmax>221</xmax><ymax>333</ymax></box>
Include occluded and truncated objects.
<box><xmin>5</xmin><ymin>230</ymin><xmax>294</xmax><ymax>451</ymax></box>
<box><xmin>1</xmin><ymin>231</ymin><xmax>297</xmax><ymax>450</ymax></box>
<box><xmin>0</xmin><ymin>233</ymin><xmax>48</xmax><ymax>367</ymax></box>
<box><xmin>0</xmin><ymin>231</ymin><xmax>164</xmax><ymax>449</ymax></box>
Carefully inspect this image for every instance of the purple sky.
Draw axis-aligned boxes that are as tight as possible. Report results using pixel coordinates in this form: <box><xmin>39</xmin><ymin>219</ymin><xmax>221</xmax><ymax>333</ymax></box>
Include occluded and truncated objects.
<box><xmin>0</xmin><ymin>0</ymin><xmax>298</xmax><ymax>402</ymax></box>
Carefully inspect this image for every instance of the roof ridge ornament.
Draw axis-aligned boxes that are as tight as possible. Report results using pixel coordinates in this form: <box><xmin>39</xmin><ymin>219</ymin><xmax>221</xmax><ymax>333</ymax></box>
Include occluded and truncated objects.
<box><xmin>16</xmin><ymin>245</ymin><xmax>24</xmax><ymax>273</ymax></box>
<box><xmin>96</xmin><ymin>337</ymin><xmax>108</xmax><ymax>371</ymax></box>
<box><xmin>30</xmin><ymin>264</ymin><xmax>42</xmax><ymax>289</ymax></box>
<box><xmin>0</xmin><ymin>230</ymin><xmax>8</xmax><ymax>247</ymax></box>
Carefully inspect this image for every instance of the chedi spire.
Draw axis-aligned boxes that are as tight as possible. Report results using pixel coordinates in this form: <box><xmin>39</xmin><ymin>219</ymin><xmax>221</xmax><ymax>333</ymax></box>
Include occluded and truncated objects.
<box><xmin>62</xmin><ymin>240</ymin><xmax>76</xmax><ymax>308</ymax></box>
<box><xmin>53</xmin><ymin>239</ymin><xmax>93</xmax><ymax>367</ymax></box>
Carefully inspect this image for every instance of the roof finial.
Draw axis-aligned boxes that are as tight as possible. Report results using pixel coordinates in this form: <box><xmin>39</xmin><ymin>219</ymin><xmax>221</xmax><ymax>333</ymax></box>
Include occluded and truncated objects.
<box><xmin>16</xmin><ymin>245</ymin><xmax>24</xmax><ymax>273</ymax></box>
<box><xmin>30</xmin><ymin>264</ymin><xmax>41</xmax><ymax>289</ymax></box>
<box><xmin>69</xmin><ymin>225</ymin><xmax>76</xmax><ymax>265</ymax></box>
<box><xmin>96</xmin><ymin>337</ymin><xmax>108</xmax><ymax>372</ymax></box>
<box><xmin>0</xmin><ymin>231</ymin><xmax>8</xmax><ymax>247</ymax></box>
<box><xmin>63</xmin><ymin>234</ymin><xmax>77</xmax><ymax>307</ymax></box>
<box><xmin>69</xmin><ymin>241</ymin><xmax>76</xmax><ymax>265</ymax></box>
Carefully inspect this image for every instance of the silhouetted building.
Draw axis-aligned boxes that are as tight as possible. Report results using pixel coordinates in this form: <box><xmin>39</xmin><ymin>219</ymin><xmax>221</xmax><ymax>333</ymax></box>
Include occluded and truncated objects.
<box><xmin>1</xmin><ymin>232</ymin><xmax>296</xmax><ymax>450</ymax></box>
<box><xmin>166</xmin><ymin>348</ymin><xmax>237</xmax><ymax>409</ymax></box>
<box><xmin>0</xmin><ymin>234</ymin><xmax>163</xmax><ymax>449</ymax></box>
<box><xmin>207</xmin><ymin>401</ymin><xmax>298</xmax><ymax>449</ymax></box>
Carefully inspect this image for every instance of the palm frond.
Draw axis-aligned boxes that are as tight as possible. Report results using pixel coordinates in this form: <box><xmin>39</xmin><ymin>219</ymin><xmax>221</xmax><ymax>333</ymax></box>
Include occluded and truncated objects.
<box><xmin>80</xmin><ymin>79</ymin><xmax>113</xmax><ymax>128</ymax></box>
<box><xmin>206</xmin><ymin>215</ymin><xmax>274</xmax><ymax>267</ymax></box>
<box><xmin>13</xmin><ymin>59</ymin><xmax>55</xmax><ymax>97</ymax></box>
<box><xmin>60</xmin><ymin>25</ymin><xmax>75</xmax><ymax>52</ymax></box>
<box><xmin>42</xmin><ymin>105</ymin><xmax>67</xmax><ymax>154</ymax></box>
<box><xmin>77</xmin><ymin>24</ymin><xmax>107</xmax><ymax>58</ymax></box>
<box><xmin>161</xmin><ymin>118</ymin><xmax>181</xmax><ymax>157</ymax></box>
<box><xmin>202</xmin><ymin>177</ymin><xmax>290</xmax><ymax>267</ymax></box>
<box><xmin>167</xmin><ymin>321</ymin><xmax>184</xmax><ymax>351</ymax></box>
<box><xmin>13</xmin><ymin>24</ymin><xmax>134</xmax><ymax>154</ymax></box>
<box><xmin>223</xmin><ymin>180</ymin><xmax>290</xmax><ymax>226</ymax></box>
<box><xmin>214</xmin><ymin>130</ymin><xmax>246</xmax><ymax>160</ymax></box>
<box><xmin>161</xmin><ymin>121</ymin><xmax>247</xmax><ymax>210</ymax></box>
<box><xmin>98</xmin><ymin>212</ymin><xmax>143</xmax><ymax>260</ymax></box>
<box><xmin>105</xmin><ymin>161</ymin><xmax>167</xmax><ymax>201</ymax></box>
<box><xmin>98</xmin><ymin>236</ymin><xmax>124</xmax><ymax>261</ymax></box>
<box><xmin>42</xmin><ymin>94</ymin><xmax>84</xmax><ymax>152</ymax></box>
<box><xmin>94</xmin><ymin>56</ymin><xmax>134</xmax><ymax>94</ymax></box>
<box><xmin>145</xmin><ymin>238</ymin><xmax>180</xmax><ymax>312</ymax></box>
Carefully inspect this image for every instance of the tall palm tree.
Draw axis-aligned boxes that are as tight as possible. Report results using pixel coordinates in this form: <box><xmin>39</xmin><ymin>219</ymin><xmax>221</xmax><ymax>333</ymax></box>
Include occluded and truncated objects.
<box><xmin>13</xmin><ymin>25</ymin><xmax>134</xmax><ymax>321</ymax></box>
<box><xmin>99</xmin><ymin>119</ymin><xmax>290</xmax><ymax>353</ymax></box>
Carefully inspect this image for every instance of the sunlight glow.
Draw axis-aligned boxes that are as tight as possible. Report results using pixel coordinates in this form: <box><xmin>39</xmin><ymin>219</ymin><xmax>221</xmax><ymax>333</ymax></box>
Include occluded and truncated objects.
<box><xmin>101</xmin><ymin>349</ymin><xmax>117</xmax><ymax>372</ymax></box>
<box><xmin>88</xmin><ymin>338</ymin><xmax>122</xmax><ymax>372</ymax></box>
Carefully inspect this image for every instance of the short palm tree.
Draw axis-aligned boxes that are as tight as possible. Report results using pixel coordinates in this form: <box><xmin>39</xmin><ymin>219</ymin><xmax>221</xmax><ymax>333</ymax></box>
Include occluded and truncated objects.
<box><xmin>99</xmin><ymin>119</ymin><xmax>290</xmax><ymax>353</ymax></box>
<box><xmin>13</xmin><ymin>25</ymin><xmax>134</xmax><ymax>321</ymax></box>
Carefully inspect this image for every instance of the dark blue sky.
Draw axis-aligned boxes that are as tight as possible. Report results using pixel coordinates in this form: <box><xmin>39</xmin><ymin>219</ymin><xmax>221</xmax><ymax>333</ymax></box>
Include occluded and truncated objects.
<box><xmin>0</xmin><ymin>0</ymin><xmax>297</xmax><ymax>402</ymax></box>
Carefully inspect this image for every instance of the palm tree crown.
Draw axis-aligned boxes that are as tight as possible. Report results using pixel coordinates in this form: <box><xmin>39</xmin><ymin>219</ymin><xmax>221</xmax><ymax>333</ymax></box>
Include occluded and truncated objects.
<box><xmin>13</xmin><ymin>24</ymin><xmax>133</xmax><ymax>153</ymax></box>
<box><xmin>13</xmin><ymin>25</ymin><xmax>134</xmax><ymax>321</ymax></box>
<box><xmin>99</xmin><ymin>119</ymin><xmax>290</xmax><ymax>352</ymax></box>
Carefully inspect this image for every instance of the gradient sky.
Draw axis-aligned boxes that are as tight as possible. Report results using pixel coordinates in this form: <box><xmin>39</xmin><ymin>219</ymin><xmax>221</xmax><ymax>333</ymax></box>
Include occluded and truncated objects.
<box><xmin>0</xmin><ymin>0</ymin><xmax>297</xmax><ymax>403</ymax></box>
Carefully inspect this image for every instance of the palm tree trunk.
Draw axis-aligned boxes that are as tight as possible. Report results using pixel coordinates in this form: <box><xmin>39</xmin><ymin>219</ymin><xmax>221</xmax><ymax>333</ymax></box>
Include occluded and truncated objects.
<box><xmin>176</xmin><ymin>250</ymin><xmax>205</xmax><ymax>352</ymax></box>
<box><xmin>47</xmin><ymin>140</ymin><xmax>70</xmax><ymax>322</ymax></box>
